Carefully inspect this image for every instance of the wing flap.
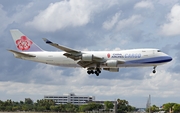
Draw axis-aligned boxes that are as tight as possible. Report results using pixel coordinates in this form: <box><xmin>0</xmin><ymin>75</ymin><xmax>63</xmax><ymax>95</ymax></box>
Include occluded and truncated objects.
<box><xmin>93</xmin><ymin>55</ymin><xmax>105</xmax><ymax>62</ymax></box>
<box><xmin>63</xmin><ymin>53</ymin><xmax>80</xmax><ymax>60</ymax></box>
<box><xmin>8</xmin><ymin>50</ymin><xmax>36</xmax><ymax>57</ymax></box>
<box><xmin>77</xmin><ymin>61</ymin><xmax>95</xmax><ymax>68</ymax></box>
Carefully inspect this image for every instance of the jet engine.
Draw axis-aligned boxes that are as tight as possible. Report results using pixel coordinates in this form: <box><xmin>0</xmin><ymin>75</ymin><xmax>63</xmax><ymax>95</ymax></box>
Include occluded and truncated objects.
<box><xmin>105</xmin><ymin>60</ymin><xmax>118</xmax><ymax>67</ymax></box>
<box><xmin>81</xmin><ymin>54</ymin><xmax>93</xmax><ymax>61</ymax></box>
<box><xmin>103</xmin><ymin>68</ymin><xmax>119</xmax><ymax>72</ymax></box>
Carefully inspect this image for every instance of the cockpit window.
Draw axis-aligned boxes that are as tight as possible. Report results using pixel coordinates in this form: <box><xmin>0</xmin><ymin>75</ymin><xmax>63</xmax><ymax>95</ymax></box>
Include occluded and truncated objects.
<box><xmin>157</xmin><ymin>50</ymin><xmax>161</xmax><ymax>52</ymax></box>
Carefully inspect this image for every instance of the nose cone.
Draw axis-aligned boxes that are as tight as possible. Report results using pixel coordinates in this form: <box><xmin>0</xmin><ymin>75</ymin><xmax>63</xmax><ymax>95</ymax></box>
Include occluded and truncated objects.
<box><xmin>166</xmin><ymin>56</ymin><xmax>172</xmax><ymax>62</ymax></box>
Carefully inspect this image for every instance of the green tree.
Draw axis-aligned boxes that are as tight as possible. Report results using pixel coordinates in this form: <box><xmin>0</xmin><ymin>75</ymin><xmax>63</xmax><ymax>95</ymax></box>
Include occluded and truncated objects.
<box><xmin>117</xmin><ymin>98</ymin><xmax>135</xmax><ymax>113</ymax></box>
<box><xmin>173</xmin><ymin>104</ymin><xmax>180</xmax><ymax>113</ymax></box>
<box><xmin>79</xmin><ymin>102</ymin><xmax>103</xmax><ymax>112</ymax></box>
<box><xmin>50</xmin><ymin>105</ymin><xmax>59</xmax><ymax>112</ymax></box>
<box><xmin>0</xmin><ymin>100</ymin><xmax>5</xmax><ymax>111</ymax></box>
<box><xmin>20</xmin><ymin>101</ymin><xmax>24</xmax><ymax>104</ymax></box>
<box><xmin>22</xmin><ymin>105</ymin><xmax>29</xmax><ymax>111</ymax></box>
<box><xmin>88</xmin><ymin>102</ymin><xmax>103</xmax><ymax>111</ymax></box>
<box><xmin>146</xmin><ymin>105</ymin><xmax>159</xmax><ymax>112</ymax></box>
<box><xmin>104</xmin><ymin>101</ymin><xmax>114</xmax><ymax>111</ymax></box>
<box><xmin>79</xmin><ymin>104</ymin><xmax>90</xmax><ymax>112</ymax></box>
<box><xmin>25</xmin><ymin>98</ymin><xmax>33</xmax><ymax>105</ymax></box>
<box><xmin>36</xmin><ymin>106</ymin><xmax>46</xmax><ymax>111</ymax></box>
<box><xmin>58</xmin><ymin>104</ymin><xmax>66</xmax><ymax>112</ymax></box>
<box><xmin>0</xmin><ymin>106</ymin><xmax>5</xmax><ymax>111</ymax></box>
<box><xmin>12</xmin><ymin>106</ymin><xmax>19</xmax><ymax>111</ymax></box>
<box><xmin>35</xmin><ymin>99</ymin><xmax>55</xmax><ymax>111</ymax></box>
<box><xmin>64</xmin><ymin>103</ymin><xmax>78</xmax><ymax>112</ymax></box>
<box><xmin>163</xmin><ymin>103</ymin><xmax>176</xmax><ymax>112</ymax></box>
<box><xmin>5</xmin><ymin>106</ymin><xmax>12</xmax><ymax>111</ymax></box>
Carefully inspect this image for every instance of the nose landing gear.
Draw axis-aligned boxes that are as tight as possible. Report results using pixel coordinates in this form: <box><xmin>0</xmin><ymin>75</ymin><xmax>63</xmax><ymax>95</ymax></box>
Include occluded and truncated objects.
<box><xmin>152</xmin><ymin>66</ymin><xmax>156</xmax><ymax>73</ymax></box>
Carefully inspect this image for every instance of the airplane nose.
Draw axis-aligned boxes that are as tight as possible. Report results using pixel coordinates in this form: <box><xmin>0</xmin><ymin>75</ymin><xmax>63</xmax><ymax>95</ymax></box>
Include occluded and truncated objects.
<box><xmin>166</xmin><ymin>56</ymin><xmax>172</xmax><ymax>62</ymax></box>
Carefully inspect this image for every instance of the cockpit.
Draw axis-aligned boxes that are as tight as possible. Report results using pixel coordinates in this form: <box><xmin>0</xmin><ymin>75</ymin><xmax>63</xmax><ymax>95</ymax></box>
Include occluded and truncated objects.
<box><xmin>157</xmin><ymin>50</ymin><xmax>161</xmax><ymax>52</ymax></box>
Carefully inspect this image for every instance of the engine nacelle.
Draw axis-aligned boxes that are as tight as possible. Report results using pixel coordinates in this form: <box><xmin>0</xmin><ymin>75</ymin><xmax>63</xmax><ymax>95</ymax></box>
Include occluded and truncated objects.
<box><xmin>105</xmin><ymin>60</ymin><xmax>118</xmax><ymax>67</ymax></box>
<box><xmin>81</xmin><ymin>54</ymin><xmax>93</xmax><ymax>61</ymax></box>
<box><xmin>103</xmin><ymin>68</ymin><xmax>119</xmax><ymax>72</ymax></box>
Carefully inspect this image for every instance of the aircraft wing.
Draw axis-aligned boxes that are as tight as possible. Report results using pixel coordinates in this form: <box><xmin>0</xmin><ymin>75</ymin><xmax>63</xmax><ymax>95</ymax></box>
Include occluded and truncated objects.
<box><xmin>43</xmin><ymin>38</ymin><xmax>84</xmax><ymax>61</ymax></box>
<box><xmin>43</xmin><ymin>38</ymin><xmax>124</xmax><ymax>68</ymax></box>
<box><xmin>43</xmin><ymin>38</ymin><xmax>106</xmax><ymax>67</ymax></box>
<box><xmin>43</xmin><ymin>38</ymin><xmax>80</xmax><ymax>54</ymax></box>
<box><xmin>8</xmin><ymin>50</ymin><xmax>36</xmax><ymax>57</ymax></box>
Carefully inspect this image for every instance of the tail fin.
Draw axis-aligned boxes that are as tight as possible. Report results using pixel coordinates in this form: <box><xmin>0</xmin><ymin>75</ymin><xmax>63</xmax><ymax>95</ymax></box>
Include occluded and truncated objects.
<box><xmin>10</xmin><ymin>29</ymin><xmax>43</xmax><ymax>52</ymax></box>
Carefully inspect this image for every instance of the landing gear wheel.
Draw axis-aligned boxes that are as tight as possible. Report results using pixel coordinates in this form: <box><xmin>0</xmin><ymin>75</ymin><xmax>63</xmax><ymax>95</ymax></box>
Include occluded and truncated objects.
<box><xmin>87</xmin><ymin>70</ymin><xmax>94</xmax><ymax>74</ymax></box>
<box><xmin>87</xmin><ymin>67</ymin><xmax>101</xmax><ymax>76</ymax></box>
<box><xmin>91</xmin><ymin>70</ymin><xmax>94</xmax><ymax>74</ymax></box>
<box><xmin>96</xmin><ymin>68</ymin><xmax>101</xmax><ymax>74</ymax></box>
<box><xmin>95</xmin><ymin>71</ymin><xmax>99</xmax><ymax>76</ymax></box>
<box><xmin>87</xmin><ymin>70</ymin><xmax>91</xmax><ymax>74</ymax></box>
<box><xmin>152</xmin><ymin>66</ymin><xmax>157</xmax><ymax>74</ymax></box>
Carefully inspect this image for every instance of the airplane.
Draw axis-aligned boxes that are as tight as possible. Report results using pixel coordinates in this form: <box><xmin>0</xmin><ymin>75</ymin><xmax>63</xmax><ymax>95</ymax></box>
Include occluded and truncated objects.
<box><xmin>8</xmin><ymin>29</ymin><xmax>172</xmax><ymax>76</ymax></box>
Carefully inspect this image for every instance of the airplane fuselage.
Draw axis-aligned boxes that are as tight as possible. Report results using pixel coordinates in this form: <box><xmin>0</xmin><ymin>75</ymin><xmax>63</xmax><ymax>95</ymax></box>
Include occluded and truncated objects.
<box><xmin>15</xmin><ymin>48</ymin><xmax>172</xmax><ymax>68</ymax></box>
<box><xmin>9</xmin><ymin>29</ymin><xmax>173</xmax><ymax>76</ymax></box>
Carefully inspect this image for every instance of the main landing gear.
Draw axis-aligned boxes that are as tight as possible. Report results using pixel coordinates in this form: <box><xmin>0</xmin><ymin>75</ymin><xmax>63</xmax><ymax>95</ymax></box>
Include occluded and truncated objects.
<box><xmin>87</xmin><ymin>68</ymin><xmax>101</xmax><ymax>76</ymax></box>
<box><xmin>152</xmin><ymin>66</ymin><xmax>156</xmax><ymax>73</ymax></box>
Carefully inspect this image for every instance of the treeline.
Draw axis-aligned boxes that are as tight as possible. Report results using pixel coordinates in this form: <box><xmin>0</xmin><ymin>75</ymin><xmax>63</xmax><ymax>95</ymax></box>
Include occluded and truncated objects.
<box><xmin>147</xmin><ymin>103</ymin><xmax>180</xmax><ymax>113</ymax></box>
<box><xmin>0</xmin><ymin>98</ymin><xmax>136</xmax><ymax>113</ymax></box>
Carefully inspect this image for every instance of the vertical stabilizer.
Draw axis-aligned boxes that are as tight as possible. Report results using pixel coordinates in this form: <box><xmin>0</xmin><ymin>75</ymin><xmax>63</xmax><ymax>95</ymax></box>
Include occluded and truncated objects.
<box><xmin>10</xmin><ymin>29</ymin><xmax>43</xmax><ymax>52</ymax></box>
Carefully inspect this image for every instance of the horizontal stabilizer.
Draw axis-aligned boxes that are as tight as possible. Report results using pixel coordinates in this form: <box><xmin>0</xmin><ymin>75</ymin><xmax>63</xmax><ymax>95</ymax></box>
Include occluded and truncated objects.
<box><xmin>8</xmin><ymin>50</ymin><xmax>36</xmax><ymax>57</ymax></box>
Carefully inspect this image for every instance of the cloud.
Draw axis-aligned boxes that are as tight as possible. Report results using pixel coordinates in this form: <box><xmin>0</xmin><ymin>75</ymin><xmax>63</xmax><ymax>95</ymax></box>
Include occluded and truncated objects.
<box><xmin>0</xmin><ymin>4</ymin><xmax>13</xmax><ymax>33</ymax></box>
<box><xmin>116</xmin><ymin>15</ymin><xmax>143</xmax><ymax>31</ymax></box>
<box><xmin>134</xmin><ymin>1</ymin><xmax>154</xmax><ymax>9</ymax></box>
<box><xmin>160</xmin><ymin>4</ymin><xmax>180</xmax><ymax>36</ymax></box>
<box><xmin>12</xmin><ymin>2</ymin><xmax>35</xmax><ymax>23</ymax></box>
<box><xmin>0</xmin><ymin>64</ymin><xmax>179</xmax><ymax>103</ymax></box>
<box><xmin>102</xmin><ymin>12</ymin><xmax>121</xmax><ymax>30</ymax></box>
<box><xmin>158</xmin><ymin>0</ymin><xmax>179</xmax><ymax>6</ymax></box>
<box><xmin>0</xmin><ymin>81</ymin><xmax>59</xmax><ymax>95</ymax></box>
<box><xmin>26</xmin><ymin>1</ymin><xmax>91</xmax><ymax>32</ymax></box>
<box><xmin>26</xmin><ymin>0</ymin><xmax>118</xmax><ymax>32</ymax></box>
<box><xmin>102</xmin><ymin>12</ymin><xmax>143</xmax><ymax>32</ymax></box>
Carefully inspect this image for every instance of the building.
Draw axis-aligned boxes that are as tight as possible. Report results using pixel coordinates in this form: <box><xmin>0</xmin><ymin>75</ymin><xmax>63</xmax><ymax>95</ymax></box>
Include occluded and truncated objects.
<box><xmin>44</xmin><ymin>93</ymin><xmax>95</xmax><ymax>105</ymax></box>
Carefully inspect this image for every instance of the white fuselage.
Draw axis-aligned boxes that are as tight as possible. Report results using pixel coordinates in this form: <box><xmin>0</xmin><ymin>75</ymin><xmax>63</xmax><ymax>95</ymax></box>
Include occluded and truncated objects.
<box><xmin>15</xmin><ymin>49</ymin><xmax>172</xmax><ymax>68</ymax></box>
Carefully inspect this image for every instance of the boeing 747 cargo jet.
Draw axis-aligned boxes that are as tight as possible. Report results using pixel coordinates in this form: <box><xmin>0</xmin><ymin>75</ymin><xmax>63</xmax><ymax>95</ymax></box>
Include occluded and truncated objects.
<box><xmin>8</xmin><ymin>29</ymin><xmax>172</xmax><ymax>76</ymax></box>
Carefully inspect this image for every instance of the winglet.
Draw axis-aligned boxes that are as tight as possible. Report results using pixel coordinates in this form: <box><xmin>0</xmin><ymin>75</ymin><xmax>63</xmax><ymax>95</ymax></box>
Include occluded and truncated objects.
<box><xmin>42</xmin><ymin>38</ymin><xmax>52</xmax><ymax>44</ymax></box>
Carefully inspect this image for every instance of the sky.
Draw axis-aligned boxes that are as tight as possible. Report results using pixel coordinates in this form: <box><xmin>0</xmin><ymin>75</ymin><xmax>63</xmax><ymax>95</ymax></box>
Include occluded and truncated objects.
<box><xmin>0</xmin><ymin>0</ymin><xmax>180</xmax><ymax>108</ymax></box>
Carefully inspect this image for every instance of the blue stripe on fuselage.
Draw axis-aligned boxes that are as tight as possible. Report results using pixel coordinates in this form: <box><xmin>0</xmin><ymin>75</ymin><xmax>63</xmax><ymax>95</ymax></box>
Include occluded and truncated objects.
<box><xmin>126</xmin><ymin>56</ymin><xmax>172</xmax><ymax>64</ymax></box>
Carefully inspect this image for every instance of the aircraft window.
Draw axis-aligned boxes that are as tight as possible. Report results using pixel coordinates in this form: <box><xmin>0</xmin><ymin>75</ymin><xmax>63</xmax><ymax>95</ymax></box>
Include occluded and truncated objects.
<box><xmin>157</xmin><ymin>50</ymin><xmax>161</xmax><ymax>52</ymax></box>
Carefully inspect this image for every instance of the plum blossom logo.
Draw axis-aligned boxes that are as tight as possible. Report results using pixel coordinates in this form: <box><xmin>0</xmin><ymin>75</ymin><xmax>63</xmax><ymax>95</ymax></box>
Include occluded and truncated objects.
<box><xmin>107</xmin><ymin>53</ymin><xmax>110</xmax><ymax>58</ymax></box>
<box><xmin>16</xmin><ymin>36</ymin><xmax>33</xmax><ymax>51</ymax></box>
